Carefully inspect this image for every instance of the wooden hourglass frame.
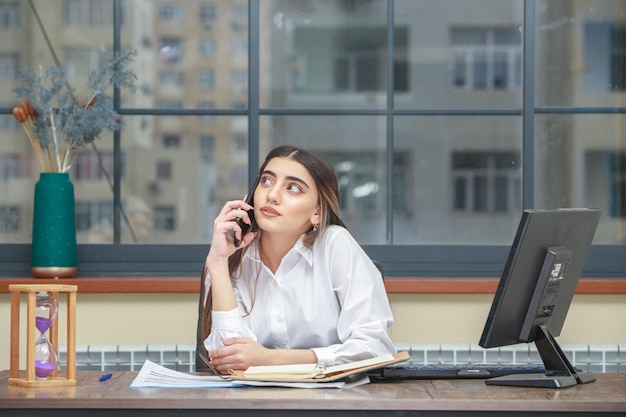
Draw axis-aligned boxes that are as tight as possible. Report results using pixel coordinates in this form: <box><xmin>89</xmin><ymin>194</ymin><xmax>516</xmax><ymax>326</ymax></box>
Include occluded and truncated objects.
<box><xmin>9</xmin><ymin>284</ymin><xmax>77</xmax><ymax>387</ymax></box>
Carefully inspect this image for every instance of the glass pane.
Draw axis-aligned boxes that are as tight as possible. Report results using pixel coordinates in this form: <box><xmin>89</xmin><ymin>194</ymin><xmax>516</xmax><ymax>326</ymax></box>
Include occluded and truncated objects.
<box><xmin>262</xmin><ymin>0</ymin><xmax>390</xmax><ymax>109</ymax></box>
<box><xmin>0</xmin><ymin>0</ymin><xmax>119</xmax><ymax>244</ymax></box>
<box><xmin>0</xmin><ymin>111</ymin><xmax>33</xmax><ymax>242</ymax></box>
<box><xmin>70</xmin><ymin>115</ymin><xmax>249</xmax><ymax>245</ymax></box>
<box><xmin>535</xmin><ymin>114</ymin><xmax>626</xmax><ymax>244</ymax></box>
<box><xmin>395</xmin><ymin>0</ymin><xmax>522</xmax><ymax>108</ymax></box>
<box><xmin>536</xmin><ymin>0</ymin><xmax>626</xmax><ymax>106</ymax></box>
<box><xmin>0</xmin><ymin>0</ymin><xmax>116</xmax><ymax>88</ymax></box>
<box><xmin>393</xmin><ymin>116</ymin><xmax>522</xmax><ymax>245</ymax></box>
<box><xmin>122</xmin><ymin>0</ymin><xmax>249</xmax><ymax>109</ymax></box>
<box><xmin>259</xmin><ymin>115</ymin><xmax>387</xmax><ymax>244</ymax></box>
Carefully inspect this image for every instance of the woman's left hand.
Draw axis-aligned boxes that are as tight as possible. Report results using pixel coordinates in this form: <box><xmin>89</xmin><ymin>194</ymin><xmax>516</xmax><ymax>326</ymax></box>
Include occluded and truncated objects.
<box><xmin>208</xmin><ymin>337</ymin><xmax>270</xmax><ymax>374</ymax></box>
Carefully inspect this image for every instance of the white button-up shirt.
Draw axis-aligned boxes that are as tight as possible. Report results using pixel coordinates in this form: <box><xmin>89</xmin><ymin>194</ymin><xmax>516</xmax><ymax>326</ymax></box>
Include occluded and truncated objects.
<box><xmin>203</xmin><ymin>225</ymin><xmax>395</xmax><ymax>366</ymax></box>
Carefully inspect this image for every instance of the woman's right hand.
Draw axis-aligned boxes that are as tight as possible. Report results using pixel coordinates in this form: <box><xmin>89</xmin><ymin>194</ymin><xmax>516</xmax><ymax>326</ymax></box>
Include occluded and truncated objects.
<box><xmin>205</xmin><ymin>200</ymin><xmax>256</xmax><ymax>313</ymax></box>
<box><xmin>207</xmin><ymin>199</ymin><xmax>256</xmax><ymax>261</ymax></box>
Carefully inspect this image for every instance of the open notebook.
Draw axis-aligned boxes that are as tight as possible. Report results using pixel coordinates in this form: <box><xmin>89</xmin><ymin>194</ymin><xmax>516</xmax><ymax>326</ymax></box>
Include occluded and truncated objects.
<box><xmin>229</xmin><ymin>351</ymin><xmax>410</xmax><ymax>383</ymax></box>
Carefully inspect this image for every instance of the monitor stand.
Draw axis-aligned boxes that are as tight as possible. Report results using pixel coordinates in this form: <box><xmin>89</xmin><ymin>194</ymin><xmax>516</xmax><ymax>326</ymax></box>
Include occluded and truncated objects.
<box><xmin>485</xmin><ymin>325</ymin><xmax>596</xmax><ymax>388</ymax></box>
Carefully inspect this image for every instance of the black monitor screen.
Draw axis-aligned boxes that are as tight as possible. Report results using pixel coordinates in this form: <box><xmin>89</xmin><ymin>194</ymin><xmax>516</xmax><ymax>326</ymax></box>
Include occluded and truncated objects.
<box><xmin>479</xmin><ymin>208</ymin><xmax>601</xmax><ymax>388</ymax></box>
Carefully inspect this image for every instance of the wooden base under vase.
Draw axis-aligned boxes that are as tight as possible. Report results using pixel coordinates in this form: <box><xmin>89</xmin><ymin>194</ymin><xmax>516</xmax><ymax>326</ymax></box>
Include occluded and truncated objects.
<box><xmin>31</xmin><ymin>267</ymin><xmax>78</xmax><ymax>279</ymax></box>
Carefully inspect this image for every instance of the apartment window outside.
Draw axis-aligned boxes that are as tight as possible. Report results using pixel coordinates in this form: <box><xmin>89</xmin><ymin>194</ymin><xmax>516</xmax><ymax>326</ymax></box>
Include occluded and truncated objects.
<box><xmin>162</xmin><ymin>135</ymin><xmax>181</xmax><ymax>148</ymax></box>
<box><xmin>63</xmin><ymin>0</ymin><xmax>113</xmax><ymax>27</ymax></box>
<box><xmin>75</xmin><ymin>201</ymin><xmax>113</xmax><ymax>233</ymax></box>
<box><xmin>159</xmin><ymin>5</ymin><xmax>183</xmax><ymax>21</ymax></box>
<box><xmin>231</xmin><ymin>4</ymin><xmax>247</xmax><ymax>29</ymax></box>
<box><xmin>0</xmin><ymin>115</ymin><xmax>18</xmax><ymax>131</ymax></box>
<box><xmin>584</xmin><ymin>22</ymin><xmax>626</xmax><ymax>91</ymax></box>
<box><xmin>71</xmin><ymin>151</ymin><xmax>121</xmax><ymax>182</ymax></box>
<box><xmin>232</xmin><ymin>69</ymin><xmax>248</xmax><ymax>90</ymax></box>
<box><xmin>230</xmin><ymin>166</ymin><xmax>247</xmax><ymax>187</ymax></box>
<box><xmin>154</xmin><ymin>206</ymin><xmax>176</xmax><ymax>231</ymax></box>
<box><xmin>199</xmin><ymin>69</ymin><xmax>215</xmax><ymax>90</ymax></box>
<box><xmin>451</xmin><ymin>27</ymin><xmax>522</xmax><ymax>91</ymax></box>
<box><xmin>392</xmin><ymin>153</ymin><xmax>409</xmax><ymax>212</ymax></box>
<box><xmin>199</xmin><ymin>38</ymin><xmax>216</xmax><ymax>57</ymax></box>
<box><xmin>232</xmin><ymin>37</ymin><xmax>248</xmax><ymax>55</ymax></box>
<box><xmin>156</xmin><ymin>160</ymin><xmax>172</xmax><ymax>181</ymax></box>
<box><xmin>200</xmin><ymin>135</ymin><xmax>215</xmax><ymax>159</ymax></box>
<box><xmin>159</xmin><ymin>38</ymin><xmax>183</xmax><ymax>64</ymax></box>
<box><xmin>159</xmin><ymin>70</ymin><xmax>184</xmax><ymax>86</ymax></box>
<box><xmin>0</xmin><ymin>206</ymin><xmax>20</xmax><ymax>233</ymax></box>
<box><xmin>452</xmin><ymin>152</ymin><xmax>520</xmax><ymax>213</ymax></box>
<box><xmin>612</xmin><ymin>153</ymin><xmax>626</xmax><ymax>218</ymax></box>
<box><xmin>326</xmin><ymin>151</ymin><xmax>409</xmax><ymax>215</ymax></box>
<box><xmin>64</xmin><ymin>48</ymin><xmax>101</xmax><ymax>78</ymax></box>
<box><xmin>586</xmin><ymin>150</ymin><xmax>626</xmax><ymax>219</ymax></box>
<box><xmin>328</xmin><ymin>152</ymin><xmax>385</xmax><ymax>214</ymax></box>
<box><xmin>0</xmin><ymin>2</ymin><xmax>19</xmax><ymax>28</ymax></box>
<box><xmin>292</xmin><ymin>27</ymin><xmax>408</xmax><ymax>93</ymax></box>
<box><xmin>200</xmin><ymin>4</ymin><xmax>216</xmax><ymax>29</ymax></box>
<box><xmin>232</xmin><ymin>135</ymin><xmax>247</xmax><ymax>152</ymax></box>
<box><xmin>0</xmin><ymin>53</ymin><xmax>18</xmax><ymax>79</ymax></box>
<box><xmin>0</xmin><ymin>154</ymin><xmax>20</xmax><ymax>180</ymax></box>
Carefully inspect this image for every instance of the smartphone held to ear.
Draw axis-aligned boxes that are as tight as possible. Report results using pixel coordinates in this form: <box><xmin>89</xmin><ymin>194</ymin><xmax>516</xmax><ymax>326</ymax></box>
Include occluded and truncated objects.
<box><xmin>233</xmin><ymin>176</ymin><xmax>260</xmax><ymax>247</ymax></box>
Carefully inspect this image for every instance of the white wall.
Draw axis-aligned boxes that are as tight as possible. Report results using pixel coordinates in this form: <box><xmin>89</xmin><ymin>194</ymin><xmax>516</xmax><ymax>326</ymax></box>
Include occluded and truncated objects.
<box><xmin>1</xmin><ymin>293</ymin><xmax>625</xmax><ymax>370</ymax></box>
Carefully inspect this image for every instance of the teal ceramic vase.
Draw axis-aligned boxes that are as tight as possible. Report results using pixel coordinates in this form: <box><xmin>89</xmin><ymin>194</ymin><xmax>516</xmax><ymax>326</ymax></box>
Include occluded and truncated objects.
<box><xmin>31</xmin><ymin>172</ymin><xmax>78</xmax><ymax>278</ymax></box>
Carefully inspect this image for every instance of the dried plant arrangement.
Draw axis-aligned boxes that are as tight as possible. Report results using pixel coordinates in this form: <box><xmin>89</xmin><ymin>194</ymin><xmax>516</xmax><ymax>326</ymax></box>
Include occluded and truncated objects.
<box><xmin>12</xmin><ymin>47</ymin><xmax>137</xmax><ymax>173</ymax></box>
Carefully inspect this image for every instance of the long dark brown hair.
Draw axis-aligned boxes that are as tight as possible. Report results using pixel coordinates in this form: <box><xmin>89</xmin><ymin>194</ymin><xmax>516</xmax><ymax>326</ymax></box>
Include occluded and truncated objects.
<box><xmin>199</xmin><ymin>146</ymin><xmax>346</xmax><ymax>359</ymax></box>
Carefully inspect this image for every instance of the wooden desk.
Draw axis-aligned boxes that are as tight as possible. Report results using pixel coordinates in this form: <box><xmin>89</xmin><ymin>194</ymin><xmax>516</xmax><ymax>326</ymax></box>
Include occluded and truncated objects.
<box><xmin>1</xmin><ymin>370</ymin><xmax>625</xmax><ymax>416</ymax></box>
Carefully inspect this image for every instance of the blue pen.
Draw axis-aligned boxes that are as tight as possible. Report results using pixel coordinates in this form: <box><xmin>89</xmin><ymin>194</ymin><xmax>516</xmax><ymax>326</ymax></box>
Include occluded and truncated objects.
<box><xmin>99</xmin><ymin>373</ymin><xmax>113</xmax><ymax>381</ymax></box>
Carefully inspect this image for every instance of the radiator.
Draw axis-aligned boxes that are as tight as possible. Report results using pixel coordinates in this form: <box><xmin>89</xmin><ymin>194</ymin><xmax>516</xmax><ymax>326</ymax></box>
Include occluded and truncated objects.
<box><xmin>58</xmin><ymin>343</ymin><xmax>626</xmax><ymax>373</ymax></box>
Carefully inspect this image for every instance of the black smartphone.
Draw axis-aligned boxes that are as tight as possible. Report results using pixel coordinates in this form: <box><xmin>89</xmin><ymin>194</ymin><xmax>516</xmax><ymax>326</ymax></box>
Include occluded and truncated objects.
<box><xmin>233</xmin><ymin>176</ymin><xmax>260</xmax><ymax>247</ymax></box>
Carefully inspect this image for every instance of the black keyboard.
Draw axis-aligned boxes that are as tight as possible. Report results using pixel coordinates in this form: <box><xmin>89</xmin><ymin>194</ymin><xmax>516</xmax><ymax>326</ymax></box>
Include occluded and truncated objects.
<box><xmin>368</xmin><ymin>363</ymin><xmax>546</xmax><ymax>380</ymax></box>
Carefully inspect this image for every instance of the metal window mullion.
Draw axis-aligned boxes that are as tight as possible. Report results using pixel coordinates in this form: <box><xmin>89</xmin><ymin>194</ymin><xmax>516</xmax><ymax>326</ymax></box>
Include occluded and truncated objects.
<box><xmin>112</xmin><ymin>0</ymin><xmax>122</xmax><ymax>242</ymax></box>
<box><xmin>522</xmin><ymin>0</ymin><xmax>535</xmax><ymax>209</ymax></box>
<box><xmin>386</xmin><ymin>0</ymin><xmax>395</xmax><ymax>244</ymax></box>
<box><xmin>248</xmin><ymin>0</ymin><xmax>260</xmax><ymax>181</ymax></box>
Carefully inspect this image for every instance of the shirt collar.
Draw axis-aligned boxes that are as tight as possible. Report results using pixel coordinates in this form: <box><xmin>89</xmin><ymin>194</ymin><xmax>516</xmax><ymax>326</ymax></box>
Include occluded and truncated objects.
<box><xmin>292</xmin><ymin>234</ymin><xmax>314</xmax><ymax>266</ymax></box>
<box><xmin>244</xmin><ymin>232</ymin><xmax>314</xmax><ymax>267</ymax></box>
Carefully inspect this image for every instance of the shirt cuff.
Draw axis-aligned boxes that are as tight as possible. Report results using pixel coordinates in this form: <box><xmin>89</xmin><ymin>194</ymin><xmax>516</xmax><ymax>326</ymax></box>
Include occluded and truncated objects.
<box><xmin>211</xmin><ymin>308</ymin><xmax>245</xmax><ymax>330</ymax></box>
<box><xmin>310</xmin><ymin>346</ymin><xmax>334</xmax><ymax>366</ymax></box>
<box><xmin>204</xmin><ymin>308</ymin><xmax>254</xmax><ymax>354</ymax></box>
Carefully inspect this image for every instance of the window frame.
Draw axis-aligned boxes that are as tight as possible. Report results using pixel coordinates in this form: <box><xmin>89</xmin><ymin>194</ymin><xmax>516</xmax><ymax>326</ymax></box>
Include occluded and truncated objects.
<box><xmin>0</xmin><ymin>0</ymin><xmax>625</xmax><ymax>280</ymax></box>
<box><xmin>451</xmin><ymin>26</ymin><xmax>522</xmax><ymax>91</ymax></box>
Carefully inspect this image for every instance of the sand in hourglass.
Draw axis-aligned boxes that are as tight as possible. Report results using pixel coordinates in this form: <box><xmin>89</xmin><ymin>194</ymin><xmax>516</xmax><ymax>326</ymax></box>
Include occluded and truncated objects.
<box><xmin>35</xmin><ymin>310</ymin><xmax>57</xmax><ymax>378</ymax></box>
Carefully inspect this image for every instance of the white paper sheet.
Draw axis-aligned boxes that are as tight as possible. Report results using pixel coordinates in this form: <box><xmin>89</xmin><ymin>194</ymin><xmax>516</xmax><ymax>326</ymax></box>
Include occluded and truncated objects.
<box><xmin>129</xmin><ymin>360</ymin><xmax>366</xmax><ymax>389</ymax></box>
<box><xmin>130</xmin><ymin>360</ymin><xmax>238</xmax><ymax>388</ymax></box>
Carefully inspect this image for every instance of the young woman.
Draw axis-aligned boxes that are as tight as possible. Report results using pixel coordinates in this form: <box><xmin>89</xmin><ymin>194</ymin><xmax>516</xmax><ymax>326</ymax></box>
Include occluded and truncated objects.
<box><xmin>201</xmin><ymin>145</ymin><xmax>394</xmax><ymax>374</ymax></box>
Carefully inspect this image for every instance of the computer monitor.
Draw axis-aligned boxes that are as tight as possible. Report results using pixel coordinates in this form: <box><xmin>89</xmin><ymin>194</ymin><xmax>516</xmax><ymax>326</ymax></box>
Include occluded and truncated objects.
<box><xmin>479</xmin><ymin>208</ymin><xmax>601</xmax><ymax>388</ymax></box>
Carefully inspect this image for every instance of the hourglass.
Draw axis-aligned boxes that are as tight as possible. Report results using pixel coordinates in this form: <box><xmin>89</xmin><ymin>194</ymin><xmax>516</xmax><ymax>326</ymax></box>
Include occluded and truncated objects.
<box><xmin>9</xmin><ymin>283</ymin><xmax>77</xmax><ymax>387</ymax></box>
<box><xmin>34</xmin><ymin>291</ymin><xmax>59</xmax><ymax>379</ymax></box>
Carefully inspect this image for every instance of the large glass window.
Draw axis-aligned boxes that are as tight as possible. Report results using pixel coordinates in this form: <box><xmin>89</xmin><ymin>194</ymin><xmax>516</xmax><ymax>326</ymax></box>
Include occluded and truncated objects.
<box><xmin>0</xmin><ymin>0</ymin><xmax>624</xmax><ymax>278</ymax></box>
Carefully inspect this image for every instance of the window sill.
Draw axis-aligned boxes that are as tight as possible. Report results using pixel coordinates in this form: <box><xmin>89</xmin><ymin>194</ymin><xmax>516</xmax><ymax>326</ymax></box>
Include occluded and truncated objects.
<box><xmin>1</xmin><ymin>277</ymin><xmax>625</xmax><ymax>294</ymax></box>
